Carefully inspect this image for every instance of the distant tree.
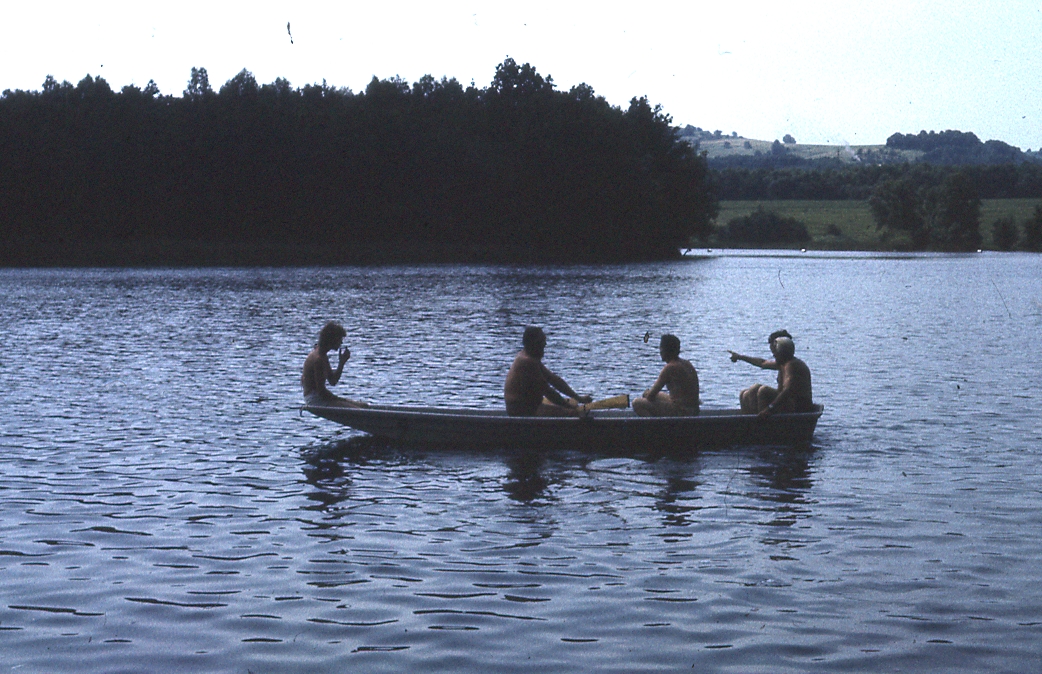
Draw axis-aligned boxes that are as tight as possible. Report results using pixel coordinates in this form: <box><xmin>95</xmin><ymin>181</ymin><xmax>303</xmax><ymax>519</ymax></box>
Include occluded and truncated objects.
<box><xmin>731</xmin><ymin>131</ymin><xmax>738</xmax><ymax>138</ymax></box>
<box><xmin>75</xmin><ymin>74</ymin><xmax>113</xmax><ymax>99</ymax></box>
<box><xmin>723</xmin><ymin>141</ymin><xmax>731</xmax><ymax>148</ymax></box>
<box><xmin>870</xmin><ymin>167</ymin><xmax>980</xmax><ymax>250</ymax></box>
<box><xmin>184</xmin><ymin>67</ymin><xmax>213</xmax><ymax>98</ymax></box>
<box><xmin>991</xmin><ymin>217</ymin><xmax>1019</xmax><ymax>251</ymax></box>
<box><xmin>40</xmin><ymin>75</ymin><xmax>74</xmax><ymax>99</ymax></box>
<box><xmin>783</xmin><ymin>134</ymin><xmax>796</xmax><ymax>144</ymax></box>
<box><xmin>743</xmin><ymin>140</ymin><xmax>752</xmax><ymax>149</ymax></box>
<box><xmin>926</xmin><ymin>170</ymin><xmax>981</xmax><ymax>251</ymax></box>
<box><xmin>490</xmin><ymin>57</ymin><xmax>554</xmax><ymax>98</ymax></box>
<box><xmin>719</xmin><ymin>207</ymin><xmax>810</xmax><ymax>244</ymax></box>
<box><xmin>220</xmin><ymin>69</ymin><xmax>259</xmax><ymax>98</ymax></box>
<box><xmin>771</xmin><ymin>140</ymin><xmax>786</xmax><ymax>155</ymax></box>
<box><xmin>263</xmin><ymin>77</ymin><xmax>294</xmax><ymax>99</ymax></box>
<box><xmin>886</xmin><ymin>129</ymin><xmax>982</xmax><ymax>151</ymax></box>
<box><xmin>868</xmin><ymin>172</ymin><xmax>930</xmax><ymax>247</ymax></box>
<box><xmin>1024</xmin><ymin>205</ymin><xmax>1042</xmax><ymax>251</ymax></box>
<box><xmin>884</xmin><ymin>129</ymin><xmax>1033</xmax><ymax>165</ymax></box>
<box><xmin>713</xmin><ymin>130</ymin><xmax>723</xmax><ymax>138</ymax></box>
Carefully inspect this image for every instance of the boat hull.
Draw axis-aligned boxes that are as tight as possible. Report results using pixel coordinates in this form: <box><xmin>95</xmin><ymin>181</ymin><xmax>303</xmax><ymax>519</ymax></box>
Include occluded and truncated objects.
<box><xmin>304</xmin><ymin>404</ymin><xmax>824</xmax><ymax>452</ymax></box>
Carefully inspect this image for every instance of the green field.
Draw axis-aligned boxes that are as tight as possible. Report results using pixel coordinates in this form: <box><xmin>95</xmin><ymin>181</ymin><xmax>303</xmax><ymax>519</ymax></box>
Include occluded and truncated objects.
<box><xmin>710</xmin><ymin>199</ymin><xmax>1042</xmax><ymax>250</ymax></box>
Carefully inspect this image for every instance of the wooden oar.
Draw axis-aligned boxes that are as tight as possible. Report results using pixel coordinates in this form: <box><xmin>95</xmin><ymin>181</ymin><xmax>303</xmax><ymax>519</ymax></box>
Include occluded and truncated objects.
<box><xmin>542</xmin><ymin>394</ymin><xmax>630</xmax><ymax>410</ymax></box>
<box><xmin>584</xmin><ymin>394</ymin><xmax>630</xmax><ymax>410</ymax></box>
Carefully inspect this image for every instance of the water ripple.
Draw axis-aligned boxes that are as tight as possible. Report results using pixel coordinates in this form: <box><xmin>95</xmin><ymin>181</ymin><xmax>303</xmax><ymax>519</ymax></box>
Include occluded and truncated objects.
<box><xmin>1</xmin><ymin>258</ymin><xmax>1041</xmax><ymax>672</ymax></box>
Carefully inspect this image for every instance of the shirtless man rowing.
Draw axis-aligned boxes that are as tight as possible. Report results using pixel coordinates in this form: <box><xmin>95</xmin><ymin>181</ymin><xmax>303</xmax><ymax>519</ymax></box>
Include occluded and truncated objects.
<box><xmin>504</xmin><ymin>327</ymin><xmax>592</xmax><ymax>417</ymax></box>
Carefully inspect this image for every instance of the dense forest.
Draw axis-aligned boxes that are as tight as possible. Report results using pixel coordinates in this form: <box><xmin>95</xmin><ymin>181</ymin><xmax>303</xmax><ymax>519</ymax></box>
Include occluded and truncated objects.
<box><xmin>0</xmin><ymin>59</ymin><xmax>716</xmax><ymax>266</ymax></box>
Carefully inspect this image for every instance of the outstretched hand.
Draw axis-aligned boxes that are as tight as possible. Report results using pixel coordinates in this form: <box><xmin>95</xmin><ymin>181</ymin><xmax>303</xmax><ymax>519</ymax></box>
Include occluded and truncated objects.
<box><xmin>729</xmin><ymin>350</ymin><xmax>741</xmax><ymax>363</ymax></box>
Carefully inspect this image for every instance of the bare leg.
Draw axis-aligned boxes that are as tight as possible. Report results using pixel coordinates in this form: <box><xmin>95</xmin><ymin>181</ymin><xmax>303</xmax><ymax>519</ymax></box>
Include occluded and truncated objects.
<box><xmin>755</xmin><ymin>386</ymin><xmax>778</xmax><ymax>414</ymax></box>
<box><xmin>632</xmin><ymin>397</ymin><xmax>653</xmax><ymax>417</ymax></box>
<box><xmin>536</xmin><ymin>402</ymin><xmax>581</xmax><ymax>417</ymax></box>
<box><xmin>633</xmin><ymin>396</ymin><xmax>696</xmax><ymax>417</ymax></box>
<box><xmin>740</xmin><ymin>385</ymin><xmax>761</xmax><ymax>414</ymax></box>
<box><xmin>330</xmin><ymin>394</ymin><xmax>368</xmax><ymax>409</ymax></box>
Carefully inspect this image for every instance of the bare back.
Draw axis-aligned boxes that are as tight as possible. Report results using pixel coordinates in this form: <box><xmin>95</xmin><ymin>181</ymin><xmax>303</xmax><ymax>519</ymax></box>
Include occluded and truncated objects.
<box><xmin>301</xmin><ymin>347</ymin><xmax>333</xmax><ymax>398</ymax></box>
<box><xmin>504</xmin><ymin>350</ymin><xmax>549</xmax><ymax>416</ymax></box>
<box><xmin>658</xmin><ymin>358</ymin><xmax>699</xmax><ymax>408</ymax></box>
<box><xmin>779</xmin><ymin>357</ymin><xmax>813</xmax><ymax>412</ymax></box>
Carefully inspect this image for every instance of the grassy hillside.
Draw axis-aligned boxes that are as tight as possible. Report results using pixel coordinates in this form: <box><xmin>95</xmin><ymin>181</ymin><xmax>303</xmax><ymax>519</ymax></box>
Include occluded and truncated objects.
<box><xmin>693</xmin><ymin>137</ymin><xmax>923</xmax><ymax>164</ymax></box>
<box><xmin>709</xmin><ymin>198</ymin><xmax>1042</xmax><ymax>250</ymax></box>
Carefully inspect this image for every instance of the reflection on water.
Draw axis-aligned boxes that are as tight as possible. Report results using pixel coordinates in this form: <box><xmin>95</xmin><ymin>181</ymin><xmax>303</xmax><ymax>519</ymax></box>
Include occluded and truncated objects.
<box><xmin>503</xmin><ymin>450</ymin><xmax>552</xmax><ymax>503</ymax></box>
<box><xmin>744</xmin><ymin>446</ymin><xmax>815</xmax><ymax>505</ymax></box>
<box><xmin>654</xmin><ymin>475</ymin><xmax>702</xmax><ymax>529</ymax></box>
<box><xmin>2</xmin><ymin>254</ymin><xmax>1042</xmax><ymax>673</ymax></box>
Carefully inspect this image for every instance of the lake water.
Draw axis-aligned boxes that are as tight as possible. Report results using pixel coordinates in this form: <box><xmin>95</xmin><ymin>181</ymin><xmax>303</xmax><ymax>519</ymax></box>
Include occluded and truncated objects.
<box><xmin>1</xmin><ymin>251</ymin><xmax>1040</xmax><ymax>673</ymax></box>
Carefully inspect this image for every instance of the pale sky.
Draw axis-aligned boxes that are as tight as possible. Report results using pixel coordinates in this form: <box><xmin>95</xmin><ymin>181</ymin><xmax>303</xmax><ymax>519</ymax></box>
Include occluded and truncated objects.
<box><xmin>4</xmin><ymin>1</ymin><xmax>1042</xmax><ymax>149</ymax></box>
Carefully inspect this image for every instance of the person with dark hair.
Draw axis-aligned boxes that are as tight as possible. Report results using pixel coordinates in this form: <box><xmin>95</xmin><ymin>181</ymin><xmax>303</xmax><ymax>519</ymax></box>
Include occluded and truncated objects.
<box><xmin>504</xmin><ymin>326</ymin><xmax>592</xmax><ymax>416</ymax></box>
<box><xmin>302</xmin><ymin>321</ymin><xmax>367</xmax><ymax>408</ymax></box>
<box><xmin>632</xmin><ymin>334</ymin><xmax>700</xmax><ymax>417</ymax></box>
<box><xmin>729</xmin><ymin>331</ymin><xmax>812</xmax><ymax>415</ymax></box>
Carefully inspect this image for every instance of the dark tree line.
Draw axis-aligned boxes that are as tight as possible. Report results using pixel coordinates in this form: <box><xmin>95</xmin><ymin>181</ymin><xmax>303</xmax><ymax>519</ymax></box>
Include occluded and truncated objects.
<box><xmin>714</xmin><ymin>162</ymin><xmax>1042</xmax><ymax>201</ymax></box>
<box><xmin>885</xmin><ymin>129</ymin><xmax>1030</xmax><ymax>165</ymax></box>
<box><xmin>868</xmin><ymin>163</ymin><xmax>1042</xmax><ymax>252</ymax></box>
<box><xmin>0</xmin><ymin>59</ymin><xmax>717</xmax><ymax>266</ymax></box>
<box><xmin>991</xmin><ymin>205</ymin><xmax>1042</xmax><ymax>252</ymax></box>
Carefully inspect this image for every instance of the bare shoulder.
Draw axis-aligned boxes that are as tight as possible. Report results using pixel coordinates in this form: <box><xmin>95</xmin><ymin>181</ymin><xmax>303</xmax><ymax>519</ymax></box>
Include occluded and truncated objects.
<box><xmin>664</xmin><ymin>358</ymin><xmax>697</xmax><ymax>378</ymax></box>
<box><xmin>781</xmin><ymin>358</ymin><xmax>811</xmax><ymax>378</ymax></box>
<box><xmin>511</xmin><ymin>350</ymin><xmax>536</xmax><ymax>369</ymax></box>
<box><xmin>674</xmin><ymin>358</ymin><xmax>698</xmax><ymax>373</ymax></box>
<box><xmin>304</xmin><ymin>348</ymin><xmax>331</xmax><ymax>373</ymax></box>
<box><xmin>508</xmin><ymin>351</ymin><xmax>542</xmax><ymax>379</ymax></box>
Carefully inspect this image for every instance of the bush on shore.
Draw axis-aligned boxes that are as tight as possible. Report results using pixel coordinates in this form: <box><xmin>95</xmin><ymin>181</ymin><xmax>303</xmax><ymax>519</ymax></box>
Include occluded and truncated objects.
<box><xmin>718</xmin><ymin>207</ymin><xmax>811</xmax><ymax>244</ymax></box>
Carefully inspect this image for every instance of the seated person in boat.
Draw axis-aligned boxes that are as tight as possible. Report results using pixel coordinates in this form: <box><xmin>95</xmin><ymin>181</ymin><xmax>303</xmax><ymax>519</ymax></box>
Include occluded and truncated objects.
<box><xmin>301</xmin><ymin>321</ymin><xmax>367</xmax><ymax>408</ymax></box>
<box><xmin>504</xmin><ymin>326</ymin><xmax>593</xmax><ymax>417</ymax></box>
<box><xmin>730</xmin><ymin>332</ymin><xmax>812</xmax><ymax>415</ymax></box>
<box><xmin>729</xmin><ymin>329</ymin><xmax>789</xmax><ymax>411</ymax></box>
<box><xmin>632</xmin><ymin>334</ymin><xmax>700</xmax><ymax>417</ymax></box>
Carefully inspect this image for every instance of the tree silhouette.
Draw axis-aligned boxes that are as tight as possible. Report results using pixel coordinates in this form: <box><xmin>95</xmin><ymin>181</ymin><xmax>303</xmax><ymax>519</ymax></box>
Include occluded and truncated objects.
<box><xmin>0</xmin><ymin>60</ymin><xmax>717</xmax><ymax>265</ymax></box>
<box><xmin>992</xmin><ymin>217</ymin><xmax>1018</xmax><ymax>251</ymax></box>
<box><xmin>1024</xmin><ymin>205</ymin><xmax>1042</xmax><ymax>251</ymax></box>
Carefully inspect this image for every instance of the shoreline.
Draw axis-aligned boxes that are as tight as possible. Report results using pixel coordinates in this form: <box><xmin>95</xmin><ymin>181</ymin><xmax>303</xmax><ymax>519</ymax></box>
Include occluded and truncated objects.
<box><xmin>4</xmin><ymin>241</ymin><xmax>1033</xmax><ymax>270</ymax></box>
<box><xmin>0</xmin><ymin>239</ymin><xmax>689</xmax><ymax>269</ymax></box>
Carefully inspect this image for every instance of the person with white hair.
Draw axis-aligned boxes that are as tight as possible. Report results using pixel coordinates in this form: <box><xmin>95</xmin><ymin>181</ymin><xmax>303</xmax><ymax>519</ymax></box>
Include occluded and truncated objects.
<box><xmin>729</xmin><ymin>330</ymin><xmax>813</xmax><ymax>416</ymax></box>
